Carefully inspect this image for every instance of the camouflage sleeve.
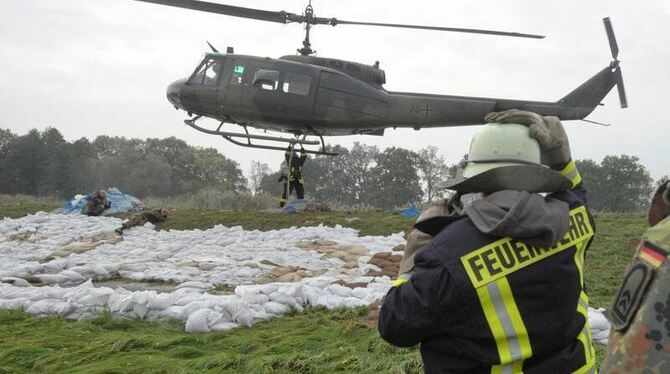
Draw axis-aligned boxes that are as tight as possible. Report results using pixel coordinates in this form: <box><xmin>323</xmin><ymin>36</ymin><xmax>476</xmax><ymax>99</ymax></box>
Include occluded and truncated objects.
<box><xmin>398</xmin><ymin>229</ymin><xmax>433</xmax><ymax>275</ymax></box>
<box><xmin>397</xmin><ymin>201</ymin><xmax>452</xmax><ymax>276</ymax></box>
<box><xmin>143</xmin><ymin>210</ymin><xmax>165</xmax><ymax>224</ymax></box>
<box><xmin>602</xmin><ymin>220</ymin><xmax>670</xmax><ymax>373</ymax></box>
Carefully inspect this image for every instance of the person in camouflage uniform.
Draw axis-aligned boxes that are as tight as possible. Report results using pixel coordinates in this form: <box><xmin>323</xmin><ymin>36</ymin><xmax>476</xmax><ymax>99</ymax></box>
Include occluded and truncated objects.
<box><xmin>601</xmin><ymin>180</ymin><xmax>670</xmax><ymax>373</ymax></box>
<box><xmin>83</xmin><ymin>189</ymin><xmax>111</xmax><ymax>216</ymax></box>
<box><xmin>115</xmin><ymin>208</ymin><xmax>169</xmax><ymax>235</ymax></box>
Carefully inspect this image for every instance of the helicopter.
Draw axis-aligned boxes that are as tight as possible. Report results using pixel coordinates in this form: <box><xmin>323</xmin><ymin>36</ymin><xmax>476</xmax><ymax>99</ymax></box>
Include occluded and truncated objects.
<box><xmin>135</xmin><ymin>0</ymin><xmax>627</xmax><ymax>155</ymax></box>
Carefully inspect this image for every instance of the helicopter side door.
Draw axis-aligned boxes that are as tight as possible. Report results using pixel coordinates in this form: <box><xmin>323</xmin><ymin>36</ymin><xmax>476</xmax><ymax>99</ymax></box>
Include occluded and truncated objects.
<box><xmin>240</xmin><ymin>60</ymin><xmax>282</xmax><ymax>120</ymax></box>
<box><xmin>275</xmin><ymin>68</ymin><xmax>316</xmax><ymax>123</ymax></box>
<box><xmin>221</xmin><ymin>56</ymin><xmax>249</xmax><ymax>118</ymax></box>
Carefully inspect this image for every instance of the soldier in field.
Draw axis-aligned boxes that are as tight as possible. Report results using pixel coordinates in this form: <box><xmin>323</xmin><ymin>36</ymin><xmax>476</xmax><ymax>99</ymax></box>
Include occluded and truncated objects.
<box><xmin>601</xmin><ymin>180</ymin><xmax>670</xmax><ymax>373</ymax></box>
<box><xmin>115</xmin><ymin>208</ymin><xmax>169</xmax><ymax>235</ymax></box>
<box><xmin>83</xmin><ymin>189</ymin><xmax>111</xmax><ymax>216</ymax></box>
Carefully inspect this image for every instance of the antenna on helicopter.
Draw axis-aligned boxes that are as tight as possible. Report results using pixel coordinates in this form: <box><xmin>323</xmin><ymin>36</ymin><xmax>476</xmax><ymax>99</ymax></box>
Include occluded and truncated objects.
<box><xmin>206</xmin><ymin>41</ymin><xmax>219</xmax><ymax>53</ymax></box>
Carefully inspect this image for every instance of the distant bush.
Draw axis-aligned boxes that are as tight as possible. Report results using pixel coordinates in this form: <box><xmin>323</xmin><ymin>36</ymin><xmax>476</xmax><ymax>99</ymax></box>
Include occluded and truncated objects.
<box><xmin>143</xmin><ymin>189</ymin><xmax>276</xmax><ymax>210</ymax></box>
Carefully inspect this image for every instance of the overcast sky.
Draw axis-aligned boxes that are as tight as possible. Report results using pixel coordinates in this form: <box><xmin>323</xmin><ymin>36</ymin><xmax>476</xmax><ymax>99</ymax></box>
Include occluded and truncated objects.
<box><xmin>0</xmin><ymin>0</ymin><xmax>668</xmax><ymax>180</ymax></box>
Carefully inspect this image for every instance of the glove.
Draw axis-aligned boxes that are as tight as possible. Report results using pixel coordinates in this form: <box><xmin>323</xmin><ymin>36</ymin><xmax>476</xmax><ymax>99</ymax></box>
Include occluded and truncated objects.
<box><xmin>277</xmin><ymin>174</ymin><xmax>287</xmax><ymax>182</ymax></box>
<box><xmin>484</xmin><ymin>109</ymin><xmax>571</xmax><ymax>167</ymax></box>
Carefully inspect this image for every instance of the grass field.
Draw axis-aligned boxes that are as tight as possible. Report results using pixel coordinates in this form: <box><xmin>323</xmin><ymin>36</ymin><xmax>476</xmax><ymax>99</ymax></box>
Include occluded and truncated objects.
<box><xmin>0</xmin><ymin>204</ymin><xmax>647</xmax><ymax>373</ymax></box>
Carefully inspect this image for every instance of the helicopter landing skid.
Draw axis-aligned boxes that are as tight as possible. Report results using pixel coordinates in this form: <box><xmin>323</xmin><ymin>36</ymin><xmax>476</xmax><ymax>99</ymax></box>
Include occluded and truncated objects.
<box><xmin>184</xmin><ymin>116</ymin><xmax>338</xmax><ymax>156</ymax></box>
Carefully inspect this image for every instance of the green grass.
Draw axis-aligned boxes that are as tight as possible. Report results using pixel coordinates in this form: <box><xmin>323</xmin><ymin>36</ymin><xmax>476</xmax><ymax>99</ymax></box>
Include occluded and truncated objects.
<box><xmin>0</xmin><ymin>203</ymin><xmax>649</xmax><ymax>373</ymax></box>
<box><xmin>154</xmin><ymin>209</ymin><xmax>415</xmax><ymax>237</ymax></box>
<box><xmin>0</xmin><ymin>194</ymin><xmax>60</xmax><ymax>219</ymax></box>
<box><xmin>0</xmin><ymin>307</ymin><xmax>420</xmax><ymax>374</ymax></box>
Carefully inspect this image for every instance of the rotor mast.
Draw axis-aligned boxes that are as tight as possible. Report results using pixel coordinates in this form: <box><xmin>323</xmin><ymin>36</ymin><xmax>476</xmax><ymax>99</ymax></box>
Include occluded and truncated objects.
<box><xmin>298</xmin><ymin>1</ymin><xmax>315</xmax><ymax>56</ymax></box>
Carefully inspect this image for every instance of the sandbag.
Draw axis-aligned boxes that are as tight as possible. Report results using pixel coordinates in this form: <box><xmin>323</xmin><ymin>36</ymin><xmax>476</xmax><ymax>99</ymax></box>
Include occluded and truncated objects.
<box><xmin>185</xmin><ymin>308</ymin><xmax>214</xmax><ymax>333</ymax></box>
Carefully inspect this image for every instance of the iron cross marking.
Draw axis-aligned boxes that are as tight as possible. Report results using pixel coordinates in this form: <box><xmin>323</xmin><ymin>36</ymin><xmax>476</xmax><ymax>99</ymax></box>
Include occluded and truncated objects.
<box><xmin>421</xmin><ymin>104</ymin><xmax>433</xmax><ymax>117</ymax></box>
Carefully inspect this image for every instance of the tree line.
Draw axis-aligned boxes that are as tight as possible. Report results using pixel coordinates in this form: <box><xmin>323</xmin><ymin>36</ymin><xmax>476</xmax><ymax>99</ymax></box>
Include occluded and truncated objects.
<box><xmin>253</xmin><ymin>144</ymin><xmax>665</xmax><ymax>212</ymax></box>
<box><xmin>0</xmin><ymin>128</ymin><xmax>246</xmax><ymax>199</ymax></box>
<box><xmin>0</xmin><ymin>128</ymin><xmax>665</xmax><ymax>212</ymax></box>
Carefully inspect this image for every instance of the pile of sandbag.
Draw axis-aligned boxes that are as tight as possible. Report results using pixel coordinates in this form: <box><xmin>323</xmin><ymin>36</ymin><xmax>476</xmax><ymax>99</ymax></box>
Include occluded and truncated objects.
<box><xmin>0</xmin><ymin>212</ymin><xmax>404</xmax><ymax>332</ymax></box>
<box><xmin>53</xmin><ymin>187</ymin><xmax>143</xmax><ymax>215</ymax></box>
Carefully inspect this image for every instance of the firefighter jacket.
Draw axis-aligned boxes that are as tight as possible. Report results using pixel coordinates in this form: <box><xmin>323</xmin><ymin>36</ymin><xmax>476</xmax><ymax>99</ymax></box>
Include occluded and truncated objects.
<box><xmin>284</xmin><ymin>149</ymin><xmax>307</xmax><ymax>184</ymax></box>
<box><xmin>379</xmin><ymin>162</ymin><xmax>597</xmax><ymax>373</ymax></box>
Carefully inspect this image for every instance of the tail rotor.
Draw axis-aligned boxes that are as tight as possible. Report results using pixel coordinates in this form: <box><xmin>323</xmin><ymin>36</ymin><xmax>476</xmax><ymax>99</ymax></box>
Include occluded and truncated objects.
<box><xmin>603</xmin><ymin>17</ymin><xmax>628</xmax><ymax>108</ymax></box>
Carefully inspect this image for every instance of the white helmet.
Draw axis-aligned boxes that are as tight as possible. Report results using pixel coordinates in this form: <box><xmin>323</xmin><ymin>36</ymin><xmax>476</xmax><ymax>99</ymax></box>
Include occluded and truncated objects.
<box><xmin>441</xmin><ymin>123</ymin><xmax>572</xmax><ymax>193</ymax></box>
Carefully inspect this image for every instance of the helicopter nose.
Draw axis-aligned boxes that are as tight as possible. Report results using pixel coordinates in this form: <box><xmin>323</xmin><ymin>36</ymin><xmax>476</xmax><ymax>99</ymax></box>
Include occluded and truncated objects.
<box><xmin>166</xmin><ymin>78</ymin><xmax>187</xmax><ymax>110</ymax></box>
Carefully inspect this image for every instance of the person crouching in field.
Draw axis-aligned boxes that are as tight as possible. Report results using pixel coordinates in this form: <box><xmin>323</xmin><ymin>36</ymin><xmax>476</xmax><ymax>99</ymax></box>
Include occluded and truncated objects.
<box><xmin>601</xmin><ymin>180</ymin><xmax>670</xmax><ymax>373</ymax></box>
<box><xmin>83</xmin><ymin>189</ymin><xmax>111</xmax><ymax>216</ymax></box>
<box><xmin>115</xmin><ymin>208</ymin><xmax>169</xmax><ymax>235</ymax></box>
<box><xmin>379</xmin><ymin>110</ymin><xmax>597</xmax><ymax>373</ymax></box>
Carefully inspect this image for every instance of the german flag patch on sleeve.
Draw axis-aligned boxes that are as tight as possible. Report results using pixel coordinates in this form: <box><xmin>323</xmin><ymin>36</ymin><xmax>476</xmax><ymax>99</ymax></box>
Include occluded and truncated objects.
<box><xmin>639</xmin><ymin>241</ymin><xmax>668</xmax><ymax>268</ymax></box>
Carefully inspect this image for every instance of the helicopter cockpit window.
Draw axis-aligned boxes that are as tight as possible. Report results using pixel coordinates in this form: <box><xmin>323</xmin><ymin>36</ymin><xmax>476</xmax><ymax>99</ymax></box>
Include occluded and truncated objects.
<box><xmin>282</xmin><ymin>73</ymin><xmax>311</xmax><ymax>96</ymax></box>
<box><xmin>252</xmin><ymin>69</ymin><xmax>279</xmax><ymax>91</ymax></box>
<box><xmin>189</xmin><ymin>58</ymin><xmax>223</xmax><ymax>86</ymax></box>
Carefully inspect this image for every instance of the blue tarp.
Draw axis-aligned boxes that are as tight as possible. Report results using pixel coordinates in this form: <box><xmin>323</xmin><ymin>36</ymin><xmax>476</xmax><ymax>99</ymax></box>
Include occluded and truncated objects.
<box><xmin>397</xmin><ymin>204</ymin><xmax>421</xmax><ymax>218</ymax></box>
<box><xmin>54</xmin><ymin>187</ymin><xmax>143</xmax><ymax>215</ymax></box>
<box><xmin>280</xmin><ymin>199</ymin><xmax>307</xmax><ymax>214</ymax></box>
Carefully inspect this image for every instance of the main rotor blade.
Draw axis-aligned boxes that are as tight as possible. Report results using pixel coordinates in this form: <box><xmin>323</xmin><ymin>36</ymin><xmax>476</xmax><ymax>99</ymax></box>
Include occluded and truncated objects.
<box><xmin>603</xmin><ymin>17</ymin><xmax>619</xmax><ymax>59</ymax></box>
<box><xmin>332</xmin><ymin>19</ymin><xmax>545</xmax><ymax>39</ymax></box>
<box><xmin>613</xmin><ymin>67</ymin><xmax>628</xmax><ymax>108</ymax></box>
<box><xmin>133</xmin><ymin>0</ymin><xmax>294</xmax><ymax>24</ymax></box>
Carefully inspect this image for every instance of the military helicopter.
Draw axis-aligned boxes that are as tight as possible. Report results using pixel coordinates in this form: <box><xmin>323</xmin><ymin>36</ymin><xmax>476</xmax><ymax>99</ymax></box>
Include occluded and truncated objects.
<box><xmin>135</xmin><ymin>0</ymin><xmax>627</xmax><ymax>155</ymax></box>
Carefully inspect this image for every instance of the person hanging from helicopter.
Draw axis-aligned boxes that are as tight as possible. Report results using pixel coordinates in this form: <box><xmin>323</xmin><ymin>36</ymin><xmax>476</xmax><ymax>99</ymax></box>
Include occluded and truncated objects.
<box><xmin>278</xmin><ymin>145</ymin><xmax>307</xmax><ymax>208</ymax></box>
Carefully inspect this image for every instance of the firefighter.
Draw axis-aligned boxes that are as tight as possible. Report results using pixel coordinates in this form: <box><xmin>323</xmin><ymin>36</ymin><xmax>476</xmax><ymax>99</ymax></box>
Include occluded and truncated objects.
<box><xmin>379</xmin><ymin>110</ymin><xmax>597</xmax><ymax>373</ymax></box>
<box><xmin>601</xmin><ymin>180</ymin><xmax>670</xmax><ymax>373</ymax></box>
<box><xmin>279</xmin><ymin>145</ymin><xmax>307</xmax><ymax>208</ymax></box>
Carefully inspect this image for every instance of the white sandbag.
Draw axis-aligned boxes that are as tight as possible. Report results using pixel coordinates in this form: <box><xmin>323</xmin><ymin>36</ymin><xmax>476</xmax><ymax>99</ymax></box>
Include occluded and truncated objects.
<box><xmin>60</xmin><ymin>270</ymin><xmax>87</xmax><ymax>283</ymax></box>
<box><xmin>69</xmin><ymin>265</ymin><xmax>109</xmax><ymax>279</ymax></box>
<box><xmin>351</xmin><ymin>287</ymin><xmax>370</xmax><ymax>299</ymax></box>
<box><xmin>35</xmin><ymin>274</ymin><xmax>70</xmax><ymax>285</ymax></box>
<box><xmin>234</xmin><ymin>267</ymin><xmax>260</xmax><ymax>278</ymax></box>
<box><xmin>302</xmin><ymin>277</ymin><xmax>330</xmax><ymax>289</ymax></box>
<box><xmin>26</xmin><ymin>299</ymin><xmax>73</xmax><ymax>316</ymax></box>
<box><xmin>302</xmin><ymin>286</ymin><xmax>322</xmax><ymax>306</ymax></box>
<box><xmin>108</xmin><ymin>295</ymin><xmax>134</xmax><ymax>313</ymax></box>
<box><xmin>185</xmin><ymin>308</ymin><xmax>213</xmax><ymax>333</ymax></box>
<box><xmin>240</xmin><ymin>292</ymin><xmax>270</xmax><ymax>305</ymax></box>
<box><xmin>1</xmin><ymin>277</ymin><xmax>31</xmax><ymax>287</ymax></box>
<box><xmin>133</xmin><ymin>304</ymin><xmax>149</xmax><ymax>319</ymax></box>
<box><xmin>263</xmin><ymin>301</ymin><xmax>289</xmax><ymax>315</ymax></box>
<box><xmin>343</xmin><ymin>297</ymin><xmax>365</xmax><ymax>308</ymax></box>
<box><xmin>174</xmin><ymin>293</ymin><xmax>204</xmax><ymax>306</ymax></box>
<box><xmin>210</xmin><ymin>321</ymin><xmax>240</xmax><ymax>331</ymax></box>
<box><xmin>77</xmin><ymin>287</ymin><xmax>115</xmax><ymax>306</ymax></box>
<box><xmin>588</xmin><ymin>307</ymin><xmax>611</xmax><ymax>345</ymax></box>
<box><xmin>222</xmin><ymin>300</ymin><xmax>254</xmax><ymax>327</ymax></box>
<box><xmin>148</xmin><ymin>293</ymin><xmax>175</xmax><ymax>310</ymax></box>
<box><xmin>120</xmin><ymin>271</ymin><xmax>146</xmax><ymax>281</ymax></box>
<box><xmin>158</xmin><ymin>306</ymin><xmax>186</xmax><ymax>321</ymax></box>
<box><xmin>327</xmin><ymin>284</ymin><xmax>352</xmax><ymax>298</ymax></box>
<box><xmin>0</xmin><ymin>298</ymin><xmax>31</xmax><ymax>310</ymax></box>
<box><xmin>316</xmin><ymin>294</ymin><xmax>343</xmax><ymax>310</ymax></box>
<box><xmin>102</xmin><ymin>263</ymin><xmax>121</xmax><ymax>273</ymax></box>
<box><xmin>183</xmin><ymin>301</ymin><xmax>207</xmax><ymax>316</ymax></box>
<box><xmin>269</xmin><ymin>292</ymin><xmax>298</xmax><ymax>306</ymax></box>
<box><xmin>176</xmin><ymin>281</ymin><xmax>211</xmax><ymax>291</ymax></box>
<box><xmin>42</xmin><ymin>259</ymin><xmax>68</xmax><ymax>272</ymax></box>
